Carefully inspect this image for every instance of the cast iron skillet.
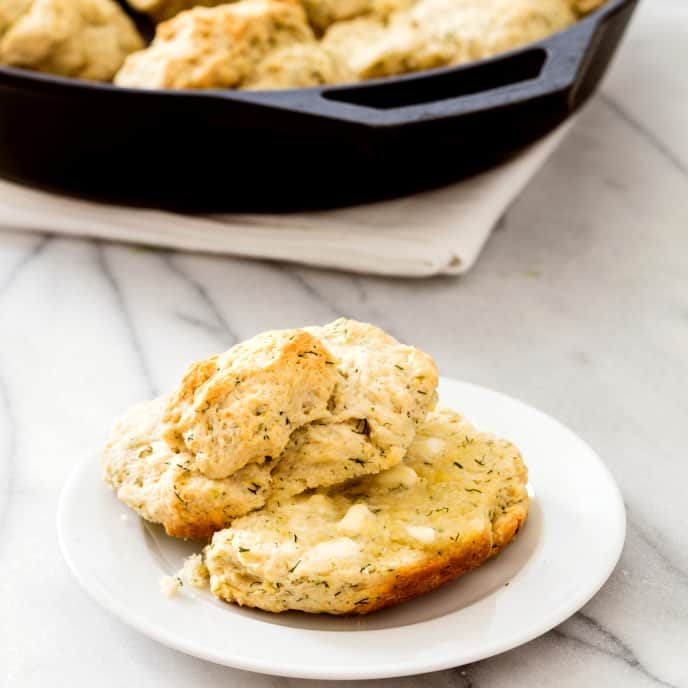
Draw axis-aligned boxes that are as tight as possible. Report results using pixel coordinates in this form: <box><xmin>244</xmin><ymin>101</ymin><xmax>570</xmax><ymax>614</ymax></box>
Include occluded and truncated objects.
<box><xmin>0</xmin><ymin>0</ymin><xmax>637</xmax><ymax>211</ymax></box>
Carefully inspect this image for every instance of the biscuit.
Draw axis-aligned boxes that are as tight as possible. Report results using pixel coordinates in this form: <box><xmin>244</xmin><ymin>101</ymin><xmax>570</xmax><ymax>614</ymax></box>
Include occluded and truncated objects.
<box><xmin>102</xmin><ymin>397</ymin><xmax>272</xmax><ymax>538</ymax></box>
<box><xmin>0</xmin><ymin>0</ymin><xmax>143</xmax><ymax>81</ymax></box>
<box><xmin>115</xmin><ymin>0</ymin><xmax>315</xmax><ymax>89</ymax></box>
<box><xmin>324</xmin><ymin>0</ymin><xmax>576</xmax><ymax>80</ymax></box>
<box><xmin>205</xmin><ymin>408</ymin><xmax>529</xmax><ymax>614</ymax></box>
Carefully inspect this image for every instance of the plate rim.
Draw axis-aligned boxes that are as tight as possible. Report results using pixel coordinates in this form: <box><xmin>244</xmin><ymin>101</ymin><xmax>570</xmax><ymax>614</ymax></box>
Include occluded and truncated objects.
<box><xmin>57</xmin><ymin>378</ymin><xmax>627</xmax><ymax>680</ymax></box>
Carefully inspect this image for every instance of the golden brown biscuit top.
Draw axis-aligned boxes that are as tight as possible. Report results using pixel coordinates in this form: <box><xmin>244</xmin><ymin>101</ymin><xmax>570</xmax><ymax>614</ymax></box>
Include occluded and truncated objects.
<box><xmin>162</xmin><ymin>328</ymin><xmax>338</xmax><ymax>479</ymax></box>
<box><xmin>0</xmin><ymin>0</ymin><xmax>143</xmax><ymax>81</ymax></box>
<box><xmin>115</xmin><ymin>0</ymin><xmax>315</xmax><ymax>89</ymax></box>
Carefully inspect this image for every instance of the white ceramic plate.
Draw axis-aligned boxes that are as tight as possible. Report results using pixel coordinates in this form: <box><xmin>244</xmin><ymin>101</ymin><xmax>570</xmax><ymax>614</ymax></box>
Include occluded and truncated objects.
<box><xmin>58</xmin><ymin>378</ymin><xmax>625</xmax><ymax>680</ymax></box>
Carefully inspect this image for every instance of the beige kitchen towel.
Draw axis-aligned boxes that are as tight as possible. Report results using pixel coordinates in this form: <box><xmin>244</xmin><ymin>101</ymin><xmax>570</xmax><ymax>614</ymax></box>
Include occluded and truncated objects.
<box><xmin>0</xmin><ymin>122</ymin><xmax>571</xmax><ymax>278</ymax></box>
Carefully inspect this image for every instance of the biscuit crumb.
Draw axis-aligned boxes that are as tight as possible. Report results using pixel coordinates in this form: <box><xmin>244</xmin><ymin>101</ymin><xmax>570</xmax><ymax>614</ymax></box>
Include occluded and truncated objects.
<box><xmin>160</xmin><ymin>554</ymin><xmax>209</xmax><ymax>597</ymax></box>
<box><xmin>160</xmin><ymin>575</ymin><xmax>183</xmax><ymax>597</ymax></box>
<box><xmin>181</xmin><ymin>554</ymin><xmax>210</xmax><ymax>589</ymax></box>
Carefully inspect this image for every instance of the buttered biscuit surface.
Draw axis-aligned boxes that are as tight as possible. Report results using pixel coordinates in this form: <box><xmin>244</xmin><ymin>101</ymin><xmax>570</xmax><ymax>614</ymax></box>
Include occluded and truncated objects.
<box><xmin>205</xmin><ymin>408</ymin><xmax>529</xmax><ymax>614</ymax></box>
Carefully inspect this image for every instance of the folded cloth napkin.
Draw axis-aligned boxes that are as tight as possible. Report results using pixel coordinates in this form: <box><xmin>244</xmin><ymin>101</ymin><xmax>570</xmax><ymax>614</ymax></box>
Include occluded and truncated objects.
<box><xmin>0</xmin><ymin>121</ymin><xmax>571</xmax><ymax>278</ymax></box>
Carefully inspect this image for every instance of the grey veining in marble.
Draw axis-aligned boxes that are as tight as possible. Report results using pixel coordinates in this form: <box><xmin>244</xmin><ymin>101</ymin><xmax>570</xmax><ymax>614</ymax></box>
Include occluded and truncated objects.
<box><xmin>1</xmin><ymin>0</ymin><xmax>687</xmax><ymax>686</ymax></box>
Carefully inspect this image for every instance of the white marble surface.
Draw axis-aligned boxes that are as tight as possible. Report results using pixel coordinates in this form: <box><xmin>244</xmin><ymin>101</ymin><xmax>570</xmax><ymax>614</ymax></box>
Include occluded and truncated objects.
<box><xmin>1</xmin><ymin>0</ymin><xmax>687</xmax><ymax>685</ymax></box>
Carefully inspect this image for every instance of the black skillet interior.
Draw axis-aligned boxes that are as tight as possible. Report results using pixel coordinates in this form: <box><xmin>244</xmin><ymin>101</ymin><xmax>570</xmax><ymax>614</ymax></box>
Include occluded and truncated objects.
<box><xmin>0</xmin><ymin>0</ymin><xmax>638</xmax><ymax>211</ymax></box>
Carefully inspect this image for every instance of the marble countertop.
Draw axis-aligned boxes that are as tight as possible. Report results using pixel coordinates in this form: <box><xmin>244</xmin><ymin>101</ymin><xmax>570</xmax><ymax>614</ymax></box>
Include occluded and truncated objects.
<box><xmin>1</xmin><ymin>0</ymin><xmax>687</xmax><ymax>685</ymax></box>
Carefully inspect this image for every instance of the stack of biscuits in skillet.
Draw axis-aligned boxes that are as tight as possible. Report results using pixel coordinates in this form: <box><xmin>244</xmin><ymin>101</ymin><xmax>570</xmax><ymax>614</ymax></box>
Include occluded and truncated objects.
<box><xmin>0</xmin><ymin>0</ymin><xmax>607</xmax><ymax>89</ymax></box>
<box><xmin>103</xmin><ymin>319</ymin><xmax>529</xmax><ymax>615</ymax></box>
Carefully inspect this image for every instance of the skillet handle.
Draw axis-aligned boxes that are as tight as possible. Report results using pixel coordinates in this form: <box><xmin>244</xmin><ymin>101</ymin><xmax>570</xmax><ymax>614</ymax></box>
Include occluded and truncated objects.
<box><xmin>238</xmin><ymin>0</ymin><xmax>636</xmax><ymax>129</ymax></box>
<box><xmin>317</xmin><ymin>42</ymin><xmax>566</xmax><ymax>127</ymax></box>
<box><xmin>319</xmin><ymin>17</ymin><xmax>601</xmax><ymax>127</ymax></box>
